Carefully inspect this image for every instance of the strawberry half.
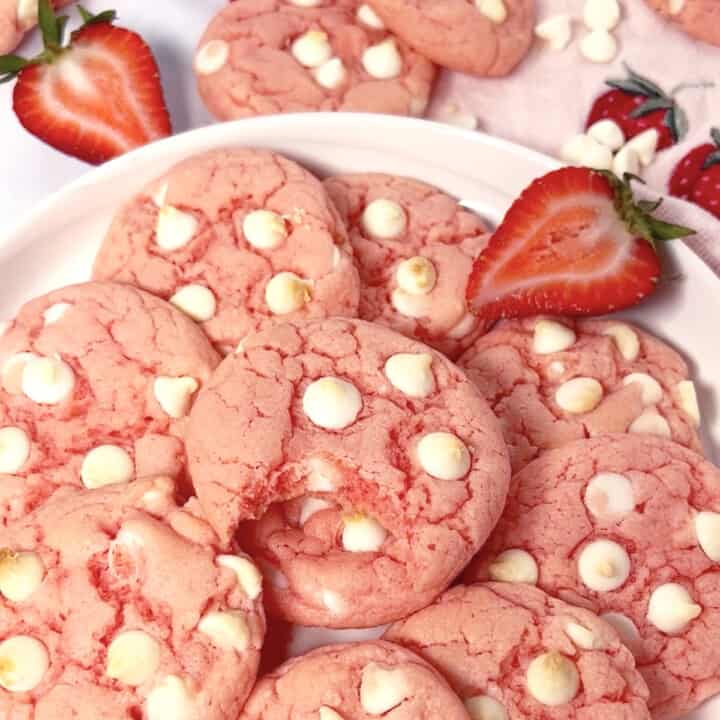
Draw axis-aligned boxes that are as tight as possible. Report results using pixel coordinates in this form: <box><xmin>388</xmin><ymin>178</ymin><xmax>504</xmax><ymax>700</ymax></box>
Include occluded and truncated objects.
<box><xmin>466</xmin><ymin>167</ymin><xmax>695</xmax><ymax>323</ymax></box>
<box><xmin>0</xmin><ymin>1</ymin><xmax>171</xmax><ymax>164</ymax></box>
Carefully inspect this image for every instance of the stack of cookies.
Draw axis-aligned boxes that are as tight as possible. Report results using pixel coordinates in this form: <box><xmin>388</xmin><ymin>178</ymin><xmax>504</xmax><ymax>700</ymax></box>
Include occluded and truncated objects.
<box><xmin>1</xmin><ymin>147</ymin><xmax>717</xmax><ymax>720</ymax></box>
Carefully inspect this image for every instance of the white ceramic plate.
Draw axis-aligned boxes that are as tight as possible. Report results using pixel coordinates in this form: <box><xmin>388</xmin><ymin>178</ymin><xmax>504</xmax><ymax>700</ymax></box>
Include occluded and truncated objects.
<box><xmin>2</xmin><ymin>114</ymin><xmax>718</xmax><ymax>719</ymax></box>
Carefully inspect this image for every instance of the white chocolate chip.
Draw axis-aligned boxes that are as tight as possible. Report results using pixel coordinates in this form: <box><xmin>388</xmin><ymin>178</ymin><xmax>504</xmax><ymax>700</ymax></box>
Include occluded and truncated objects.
<box><xmin>588</xmin><ymin>119</ymin><xmax>626</xmax><ymax>151</ymax></box>
<box><xmin>585</xmin><ymin>472</ymin><xmax>635</xmax><ymax>518</ymax></box>
<box><xmin>307</xmin><ymin>458</ymin><xmax>339</xmax><ymax>492</ymax></box>
<box><xmin>42</xmin><ymin>302</ymin><xmax>72</xmax><ymax>325</ymax></box>
<box><xmin>578</xmin><ymin>539</ymin><xmax>630</xmax><ymax>592</ymax></box>
<box><xmin>0</xmin><ymin>635</ymin><xmax>49</xmax><ymax>692</ymax></box>
<box><xmin>152</xmin><ymin>183</ymin><xmax>168</xmax><ymax>208</ymax></box>
<box><xmin>391</xmin><ymin>289</ymin><xmax>432</xmax><ymax>319</ymax></box>
<box><xmin>319</xmin><ymin>707</ymin><xmax>345</xmax><ymax>720</ymax></box>
<box><xmin>170</xmin><ymin>284</ymin><xmax>217</xmax><ymax>322</ymax></box>
<box><xmin>153</xmin><ymin>376</ymin><xmax>199</xmax><ymax>419</ymax></box>
<box><xmin>243</xmin><ymin>210</ymin><xmax>288</xmax><ymax>249</ymax></box>
<box><xmin>16</xmin><ymin>0</ymin><xmax>39</xmax><ymax>29</ymax></box>
<box><xmin>0</xmin><ymin>426</ymin><xmax>30</xmax><ymax>474</ymax></box>
<box><xmin>360</xmin><ymin>663</ymin><xmax>410</xmax><ymax>715</ymax></box>
<box><xmin>533</xmin><ymin>320</ymin><xmax>576</xmax><ymax>354</ymax></box>
<box><xmin>629</xmin><ymin>409</ymin><xmax>671</xmax><ymax>438</ymax></box>
<box><xmin>195</xmin><ymin>40</ymin><xmax>230</xmax><ymax>76</ymax></box>
<box><xmin>565</xmin><ymin>622</ymin><xmax>596</xmax><ymax>650</ymax></box>
<box><xmin>447</xmin><ymin>313</ymin><xmax>477</xmax><ymax>339</ymax></box>
<box><xmin>321</xmin><ymin>589</ymin><xmax>347</xmax><ymax>614</ymax></box>
<box><xmin>534</xmin><ymin>14</ymin><xmax>572</xmax><ymax>51</ymax></box>
<box><xmin>106</xmin><ymin>630</ymin><xmax>160</xmax><ymax>686</ymax></box>
<box><xmin>695</xmin><ymin>512</ymin><xmax>720</xmax><ymax>562</ymax></box>
<box><xmin>560</xmin><ymin>134</ymin><xmax>613</xmax><ymax>170</ymax></box>
<box><xmin>579</xmin><ymin>29</ymin><xmax>618</xmax><ymax>64</ymax></box>
<box><xmin>342</xmin><ymin>513</ymin><xmax>387</xmax><ymax>552</ymax></box>
<box><xmin>669</xmin><ymin>0</ymin><xmax>685</xmax><ymax>14</ymax></box>
<box><xmin>676</xmin><ymin>380</ymin><xmax>701</xmax><ymax>427</ymax></box>
<box><xmin>624</xmin><ymin>129</ymin><xmax>659</xmax><ymax>166</ymax></box>
<box><xmin>602</xmin><ymin>323</ymin><xmax>640</xmax><ymax>361</ymax></box>
<box><xmin>613</xmin><ymin>146</ymin><xmax>641</xmax><ymax>177</ymax></box>
<box><xmin>476</xmin><ymin>0</ymin><xmax>507</xmax><ymax>23</ymax></box>
<box><xmin>217</xmin><ymin>555</ymin><xmax>263</xmax><ymax>600</ymax></box>
<box><xmin>141</xmin><ymin>488</ymin><xmax>171</xmax><ymax>515</ymax></box>
<box><xmin>146</xmin><ymin>675</ymin><xmax>198</xmax><ymax>720</ymax></box>
<box><xmin>385</xmin><ymin>353</ymin><xmax>435</xmax><ymax>398</ymax></box>
<box><xmin>417</xmin><ymin>432</ymin><xmax>471</xmax><ymax>481</ymax></box>
<box><xmin>362</xmin><ymin>198</ymin><xmax>407</xmax><ymax>239</ymax></box>
<box><xmin>265</xmin><ymin>272</ymin><xmax>312</xmax><ymax>315</ymax></box>
<box><xmin>313</xmin><ymin>57</ymin><xmax>347</xmax><ymax>89</ymax></box>
<box><xmin>464</xmin><ymin>695</ymin><xmax>507</xmax><ymax>720</ymax></box>
<box><xmin>0</xmin><ymin>549</ymin><xmax>44</xmax><ymax>602</ymax></box>
<box><xmin>583</xmin><ymin>0</ymin><xmax>621</xmax><ymax>30</ymax></box>
<box><xmin>362</xmin><ymin>38</ymin><xmax>402</xmax><ymax>80</ymax></box>
<box><xmin>526</xmin><ymin>652</ymin><xmax>579</xmax><ymax>706</ymax></box>
<box><xmin>21</xmin><ymin>355</ymin><xmax>75</xmax><ymax>405</ymax></box>
<box><xmin>647</xmin><ymin>583</ymin><xmax>702</xmax><ymax>634</ymax></box>
<box><xmin>81</xmin><ymin>445</ymin><xmax>134</xmax><ymax>489</ymax></box>
<box><xmin>623</xmin><ymin>373</ymin><xmax>663</xmax><ymax>406</ymax></box>
<box><xmin>600</xmin><ymin>612</ymin><xmax>640</xmax><ymax>649</ymax></box>
<box><xmin>356</xmin><ymin>3</ymin><xmax>384</xmax><ymax>28</ymax></box>
<box><xmin>155</xmin><ymin>206</ymin><xmax>198</xmax><ymax>251</ymax></box>
<box><xmin>299</xmin><ymin>497</ymin><xmax>333</xmax><ymax>526</ymax></box>
<box><xmin>396</xmin><ymin>256</ymin><xmax>437</xmax><ymax>296</ymax></box>
<box><xmin>303</xmin><ymin>377</ymin><xmax>362</xmax><ymax>430</ymax></box>
<box><xmin>488</xmin><ymin>549</ymin><xmax>539</xmax><ymax>584</ymax></box>
<box><xmin>291</xmin><ymin>30</ymin><xmax>333</xmax><ymax>68</ymax></box>
<box><xmin>555</xmin><ymin>377</ymin><xmax>603</xmax><ymax>414</ymax></box>
<box><xmin>2</xmin><ymin>353</ymin><xmax>38</xmax><ymax>395</ymax></box>
<box><xmin>198</xmin><ymin>611</ymin><xmax>250</xmax><ymax>653</ymax></box>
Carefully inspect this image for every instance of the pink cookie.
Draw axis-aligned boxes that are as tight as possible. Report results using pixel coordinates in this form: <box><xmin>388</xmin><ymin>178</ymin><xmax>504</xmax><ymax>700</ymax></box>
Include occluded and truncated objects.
<box><xmin>385</xmin><ymin>582</ymin><xmax>651</xmax><ymax>719</ymax></box>
<box><xmin>644</xmin><ymin>0</ymin><xmax>720</xmax><ymax>47</ymax></box>
<box><xmin>457</xmin><ymin>317</ymin><xmax>702</xmax><ymax>472</ymax></box>
<box><xmin>0</xmin><ymin>282</ymin><xmax>219</xmax><ymax>526</ymax></box>
<box><xmin>240</xmin><ymin>640</ymin><xmax>471</xmax><ymax>720</ymax></box>
<box><xmin>187</xmin><ymin>318</ymin><xmax>510</xmax><ymax>627</ymax></box>
<box><xmin>93</xmin><ymin>148</ymin><xmax>360</xmax><ymax>353</ymax></box>
<box><xmin>367</xmin><ymin>0</ymin><xmax>535</xmax><ymax>77</ymax></box>
<box><xmin>194</xmin><ymin>0</ymin><xmax>436</xmax><ymax>120</ymax></box>
<box><xmin>323</xmin><ymin>173</ymin><xmax>490</xmax><ymax>359</ymax></box>
<box><xmin>0</xmin><ymin>0</ymin><xmax>73</xmax><ymax>54</ymax></box>
<box><xmin>0</xmin><ymin>476</ymin><xmax>265</xmax><ymax>720</ymax></box>
<box><xmin>465</xmin><ymin>435</ymin><xmax>720</xmax><ymax>720</ymax></box>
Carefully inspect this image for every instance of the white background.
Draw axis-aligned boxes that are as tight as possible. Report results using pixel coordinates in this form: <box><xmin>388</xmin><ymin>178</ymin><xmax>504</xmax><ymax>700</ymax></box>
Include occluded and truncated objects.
<box><xmin>0</xmin><ymin>0</ymin><xmax>226</xmax><ymax>230</ymax></box>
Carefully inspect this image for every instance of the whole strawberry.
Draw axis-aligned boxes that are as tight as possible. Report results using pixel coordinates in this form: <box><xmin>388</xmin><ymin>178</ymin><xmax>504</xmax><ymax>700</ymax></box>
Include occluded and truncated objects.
<box><xmin>586</xmin><ymin>64</ymin><xmax>696</xmax><ymax>151</ymax></box>
<box><xmin>0</xmin><ymin>1</ymin><xmax>171</xmax><ymax>164</ymax></box>
<box><xmin>669</xmin><ymin>128</ymin><xmax>720</xmax><ymax>219</ymax></box>
<box><xmin>466</xmin><ymin>167</ymin><xmax>695</xmax><ymax>324</ymax></box>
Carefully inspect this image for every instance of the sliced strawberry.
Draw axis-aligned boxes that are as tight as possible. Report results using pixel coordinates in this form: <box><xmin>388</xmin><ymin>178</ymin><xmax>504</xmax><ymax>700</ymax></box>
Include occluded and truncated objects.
<box><xmin>0</xmin><ymin>2</ymin><xmax>171</xmax><ymax>164</ymax></box>
<box><xmin>466</xmin><ymin>167</ymin><xmax>695</xmax><ymax>323</ymax></box>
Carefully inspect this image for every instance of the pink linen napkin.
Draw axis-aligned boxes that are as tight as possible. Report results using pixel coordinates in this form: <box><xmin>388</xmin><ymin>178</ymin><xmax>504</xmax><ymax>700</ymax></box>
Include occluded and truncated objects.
<box><xmin>431</xmin><ymin>0</ymin><xmax>720</xmax><ymax>273</ymax></box>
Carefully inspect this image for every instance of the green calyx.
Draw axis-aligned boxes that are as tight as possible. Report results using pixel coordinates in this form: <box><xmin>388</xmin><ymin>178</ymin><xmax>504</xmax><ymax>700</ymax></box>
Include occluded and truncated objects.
<box><xmin>0</xmin><ymin>0</ymin><xmax>117</xmax><ymax>83</ymax></box>
<box><xmin>702</xmin><ymin>127</ymin><xmax>720</xmax><ymax>171</ymax></box>
<box><xmin>597</xmin><ymin>170</ymin><xmax>696</xmax><ymax>251</ymax></box>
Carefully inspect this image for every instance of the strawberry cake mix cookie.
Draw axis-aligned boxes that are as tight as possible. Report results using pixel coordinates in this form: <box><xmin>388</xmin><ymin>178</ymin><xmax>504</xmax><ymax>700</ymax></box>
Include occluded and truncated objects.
<box><xmin>187</xmin><ymin>318</ymin><xmax>510</xmax><ymax>627</ymax></box>
<box><xmin>194</xmin><ymin>0</ymin><xmax>436</xmax><ymax>120</ymax></box>
<box><xmin>0</xmin><ymin>0</ymin><xmax>73</xmax><ymax>54</ymax></box>
<box><xmin>0</xmin><ymin>281</ymin><xmax>219</xmax><ymax>526</ymax></box>
<box><xmin>93</xmin><ymin>148</ymin><xmax>359</xmax><ymax>352</ymax></box>
<box><xmin>644</xmin><ymin>0</ymin><xmax>720</xmax><ymax>47</ymax></box>
<box><xmin>0</xmin><ymin>476</ymin><xmax>265</xmax><ymax>720</ymax></box>
<box><xmin>240</xmin><ymin>640</ymin><xmax>471</xmax><ymax>720</ymax></box>
<box><xmin>366</xmin><ymin>0</ymin><xmax>534</xmax><ymax>77</ymax></box>
<box><xmin>323</xmin><ymin>173</ymin><xmax>489</xmax><ymax>359</ymax></box>
<box><xmin>457</xmin><ymin>316</ymin><xmax>702</xmax><ymax>472</ymax></box>
<box><xmin>466</xmin><ymin>434</ymin><xmax>720</xmax><ymax>720</ymax></box>
<box><xmin>385</xmin><ymin>582</ymin><xmax>651</xmax><ymax>719</ymax></box>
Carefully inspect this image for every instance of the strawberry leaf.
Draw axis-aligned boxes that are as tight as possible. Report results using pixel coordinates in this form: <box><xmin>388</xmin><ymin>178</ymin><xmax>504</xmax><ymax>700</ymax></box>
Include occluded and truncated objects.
<box><xmin>711</xmin><ymin>127</ymin><xmax>720</xmax><ymax>149</ymax></box>
<box><xmin>606</xmin><ymin>78</ymin><xmax>656</xmax><ymax>97</ymax></box>
<box><xmin>664</xmin><ymin>106</ymin><xmax>688</xmax><ymax>143</ymax></box>
<box><xmin>76</xmin><ymin>5</ymin><xmax>117</xmax><ymax>27</ymax></box>
<box><xmin>702</xmin><ymin>150</ymin><xmax>720</xmax><ymax>170</ymax></box>
<box><xmin>637</xmin><ymin>199</ymin><xmax>663</xmax><ymax>213</ymax></box>
<box><xmin>38</xmin><ymin>0</ymin><xmax>60</xmax><ymax>49</ymax></box>
<box><xmin>629</xmin><ymin>97</ymin><xmax>674</xmax><ymax>118</ymax></box>
<box><xmin>622</xmin><ymin>64</ymin><xmax>666</xmax><ymax>98</ymax></box>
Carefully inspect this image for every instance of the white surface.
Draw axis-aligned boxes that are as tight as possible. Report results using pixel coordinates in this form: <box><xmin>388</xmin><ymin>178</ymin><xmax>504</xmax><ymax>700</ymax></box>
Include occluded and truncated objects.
<box><xmin>1</xmin><ymin>110</ymin><xmax>719</xmax><ymax>718</ymax></box>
